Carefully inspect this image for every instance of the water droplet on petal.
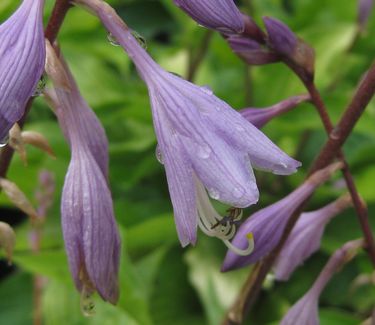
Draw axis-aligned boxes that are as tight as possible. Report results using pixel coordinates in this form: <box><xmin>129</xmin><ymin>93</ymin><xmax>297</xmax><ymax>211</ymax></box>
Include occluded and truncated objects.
<box><xmin>279</xmin><ymin>161</ymin><xmax>288</xmax><ymax>169</ymax></box>
<box><xmin>197</xmin><ymin>144</ymin><xmax>212</xmax><ymax>159</ymax></box>
<box><xmin>155</xmin><ymin>145</ymin><xmax>164</xmax><ymax>164</ymax></box>
<box><xmin>200</xmin><ymin>85</ymin><xmax>213</xmax><ymax>95</ymax></box>
<box><xmin>32</xmin><ymin>76</ymin><xmax>46</xmax><ymax>97</ymax></box>
<box><xmin>0</xmin><ymin>133</ymin><xmax>9</xmax><ymax>148</ymax></box>
<box><xmin>208</xmin><ymin>188</ymin><xmax>220</xmax><ymax>200</ymax></box>
<box><xmin>131</xmin><ymin>30</ymin><xmax>147</xmax><ymax>49</ymax></box>
<box><xmin>232</xmin><ymin>186</ymin><xmax>245</xmax><ymax>199</ymax></box>
<box><xmin>214</xmin><ymin>105</ymin><xmax>222</xmax><ymax>112</ymax></box>
<box><xmin>80</xmin><ymin>286</ymin><xmax>95</xmax><ymax>317</ymax></box>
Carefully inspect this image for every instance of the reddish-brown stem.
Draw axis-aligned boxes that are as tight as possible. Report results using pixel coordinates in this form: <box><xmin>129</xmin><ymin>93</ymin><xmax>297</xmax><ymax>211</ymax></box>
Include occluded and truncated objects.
<box><xmin>187</xmin><ymin>30</ymin><xmax>214</xmax><ymax>82</ymax></box>
<box><xmin>222</xmin><ymin>62</ymin><xmax>375</xmax><ymax>324</ymax></box>
<box><xmin>304</xmin><ymin>78</ymin><xmax>375</xmax><ymax>266</ymax></box>
<box><xmin>0</xmin><ymin>0</ymin><xmax>72</xmax><ymax>179</ymax></box>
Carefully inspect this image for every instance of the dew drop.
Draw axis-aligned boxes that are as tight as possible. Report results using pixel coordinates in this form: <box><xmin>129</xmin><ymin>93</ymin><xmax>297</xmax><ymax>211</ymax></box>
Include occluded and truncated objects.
<box><xmin>200</xmin><ymin>85</ymin><xmax>213</xmax><ymax>95</ymax></box>
<box><xmin>208</xmin><ymin>188</ymin><xmax>220</xmax><ymax>200</ymax></box>
<box><xmin>32</xmin><ymin>76</ymin><xmax>46</xmax><ymax>97</ymax></box>
<box><xmin>155</xmin><ymin>145</ymin><xmax>164</xmax><ymax>164</ymax></box>
<box><xmin>214</xmin><ymin>105</ymin><xmax>222</xmax><ymax>112</ymax></box>
<box><xmin>232</xmin><ymin>186</ymin><xmax>245</xmax><ymax>199</ymax></box>
<box><xmin>131</xmin><ymin>30</ymin><xmax>147</xmax><ymax>49</ymax></box>
<box><xmin>279</xmin><ymin>161</ymin><xmax>288</xmax><ymax>169</ymax></box>
<box><xmin>107</xmin><ymin>33</ymin><xmax>120</xmax><ymax>46</ymax></box>
<box><xmin>80</xmin><ymin>286</ymin><xmax>95</xmax><ymax>317</ymax></box>
<box><xmin>0</xmin><ymin>133</ymin><xmax>9</xmax><ymax>148</ymax></box>
<box><xmin>197</xmin><ymin>144</ymin><xmax>212</xmax><ymax>159</ymax></box>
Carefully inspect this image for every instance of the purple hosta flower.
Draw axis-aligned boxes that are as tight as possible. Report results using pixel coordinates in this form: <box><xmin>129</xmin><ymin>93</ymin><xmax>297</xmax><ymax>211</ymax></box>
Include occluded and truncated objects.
<box><xmin>358</xmin><ymin>0</ymin><xmax>374</xmax><ymax>30</ymax></box>
<box><xmin>0</xmin><ymin>0</ymin><xmax>45</xmax><ymax>141</ymax></box>
<box><xmin>280</xmin><ymin>239</ymin><xmax>363</xmax><ymax>325</ymax></box>
<box><xmin>221</xmin><ymin>162</ymin><xmax>343</xmax><ymax>272</ymax></box>
<box><xmin>44</xmin><ymin>42</ymin><xmax>120</xmax><ymax>307</ymax></box>
<box><xmin>240</xmin><ymin>94</ymin><xmax>311</xmax><ymax>129</ymax></box>
<box><xmin>173</xmin><ymin>0</ymin><xmax>244</xmax><ymax>34</ymax></box>
<box><xmin>263</xmin><ymin>17</ymin><xmax>298</xmax><ymax>58</ymax></box>
<box><xmin>227</xmin><ymin>35</ymin><xmax>280</xmax><ymax>65</ymax></box>
<box><xmin>74</xmin><ymin>0</ymin><xmax>301</xmax><ymax>249</ymax></box>
<box><xmin>274</xmin><ymin>194</ymin><xmax>352</xmax><ymax>281</ymax></box>
<box><xmin>263</xmin><ymin>17</ymin><xmax>315</xmax><ymax>80</ymax></box>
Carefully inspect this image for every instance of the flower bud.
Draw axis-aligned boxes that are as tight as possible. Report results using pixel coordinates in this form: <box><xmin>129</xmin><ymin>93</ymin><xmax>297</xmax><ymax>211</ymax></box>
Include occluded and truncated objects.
<box><xmin>221</xmin><ymin>162</ymin><xmax>343</xmax><ymax>272</ymax></box>
<box><xmin>358</xmin><ymin>0</ymin><xmax>374</xmax><ymax>30</ymax></box>
<box><xmin>0</xmin><ymin>178</ymin><xmax>39</xmax><ymax>220</ymax></box>
<box><xmin>0</xmin><ymin>222</ymin><xmax>16</xmax><ymax>264</ymax></box>
<box><xmin>173</xmin><ymin>0</ymin><xmax>244</xmax><ymax>34</ymax></box>
<box><xmin>280</xmin><ymin>239</ymin><xmax>363</xmax><ymax>325</ymax></box>
<box><xmin>263</xmin><ymin>17</ymin><xmax>315</xmax><ymax>81</ymax></box>
<box><xmin>0</xmin><ymin>0</ymin><xmax>46</xmax><ymax>141</ymax></box>
<box><xmin>274</xmin><ymin>194</ymin><xmax>352</xmax><ymax>281</ymax></box>
<box><xmin>240</xmin><ymin>94</ymin><xmax>310</xmax><ymax>128</ymax></box>
<box><xmin>227</xmin><ymin>36</ymin><xmax>280</xmax><ymax>65</ymax></box>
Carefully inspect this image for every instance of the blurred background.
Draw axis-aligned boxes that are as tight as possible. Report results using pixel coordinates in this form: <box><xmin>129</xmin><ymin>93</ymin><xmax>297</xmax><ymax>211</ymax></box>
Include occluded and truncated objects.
<box><xmin>0</xmin><ymin>0</ymin><xmax>374</xmax><ymax>324</ymax></box>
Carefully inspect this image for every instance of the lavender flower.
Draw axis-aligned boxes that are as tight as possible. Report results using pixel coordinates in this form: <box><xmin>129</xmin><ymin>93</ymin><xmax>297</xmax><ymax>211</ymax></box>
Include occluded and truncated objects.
<box><xmin>263</xmin><ymin>17</ymin><xmax>298</xmax><ymax>58</ymax></box>
<box><xmin>173</xmin><ymin>0</ymin><xmax>244</xmax><ymax>34</ymax></box>
<box><xmin>0</xmin><ymin>0</ymin><xmax>45</xmax><ymax>141</ymax></box>
<box><xmin>227</xmin><ymin>35</ymin><xmax>280</xmax><ymax>65</ymax></box>
<box><xmin>74</xmin><ymin>0</ymin><xmax>300</xmax><ymax>249</ymax></box>
<box><xmin>240</xmin><ymin>94</ymin><xmax>311</xmax><ymax>129</ymax></box>
<box><xmin>44</xmin><ymin>42</ymin><xmax>120</xmax><ymax>306</ymax></box>
<box><xmin>263</xmin><ymin>17</ymin><xmax>315</xmax><ymax>80</ymax></box>
<box><xmin>274</xmin><ymin>194</ymin><xmax>352</xmax><ymax>281</ymax></box>
<box><xmin>221</xmin><ymin>162</ymin><xmax>343</xmax><ymax>272</ymax></box>
<box><xmin>358</xmin><ymin>0</ymin><xmax>374</xmax><ymax>30</ymax></box>
<box><xmin>280</xmin><ymin>239</ymin><xmax>363</xmax><ymax>325</ymax></box>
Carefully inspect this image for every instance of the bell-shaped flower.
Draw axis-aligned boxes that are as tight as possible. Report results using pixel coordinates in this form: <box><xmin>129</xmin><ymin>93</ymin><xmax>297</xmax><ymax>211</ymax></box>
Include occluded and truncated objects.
<box><xmin>0</xmin><ymin>0</ymin><xmax>46</xmax><ymax>141</ymax></box>
<box><xmin>240</xmin><ymin>94</ymin><xmax>310</xmax><ymax>129</ymax></box>
<box><xmin>221</xmin><ymin>162</ymin><xmax>343</xmax><ymax>272</ymax></box>
<box><xmin>74</xmin><ymin>0</ymin><xmax>301</xmax><ymax>247</ymax></box>
<box><xmin>173</xmin><ymin>0</ymin><xmax>244</xmax><ymax>34</ymax></box>
<box><xmin>280</xmin><ymin>239</ymin><xmax>363</xmax><ymax>325</ymax></box>
<box><xmin>274</xmin><ymin>194</ymin><xmax>352</xmax><ymax>281</ymax></box>
<box><xmin>44</xmin><ymin>42</ymin><xmax>120</xmax><ymax>306</ymax></box>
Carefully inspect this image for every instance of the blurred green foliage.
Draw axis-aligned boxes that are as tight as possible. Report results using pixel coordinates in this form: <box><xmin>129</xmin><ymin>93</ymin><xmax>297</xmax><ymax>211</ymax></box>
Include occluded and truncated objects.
<box><xmin>0</xmin><ymin>0</ymin><xmax>374</xmax><ymax>324</ymax></box>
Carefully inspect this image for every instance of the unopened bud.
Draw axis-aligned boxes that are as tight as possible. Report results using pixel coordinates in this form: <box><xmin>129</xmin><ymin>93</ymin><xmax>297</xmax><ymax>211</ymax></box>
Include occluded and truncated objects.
<box><xmin>263</xmin><ymin>17</ymin><xmax>315</xmax><ymax>81</ymax></box>
<box><xmin>0</xmin><ymin>222</ymin><xmax>16</xmax><ymax>264</ymax></box>
<box><xmin>227</xmin><ymin>36</ymin><xmax>280</xmax><ymax>65</ymax></box>
<box><xmin>9</xmin><ymin>124</ymin><xmax>27</xmax><ymax>165</ymax></box>
<box><xmin>0</xmin><ymin>178</ymin><xmax>39</xmax><ymax>220</ymax></box>
<box><xmin>22</xmin><ymin>131</ymin><xmax>55</xmax><ymax>158</ymax></box>
<box><xmin>45</xmin><ymin>40</ymin><xmax>71</xmax><ymax>91</ymax></box>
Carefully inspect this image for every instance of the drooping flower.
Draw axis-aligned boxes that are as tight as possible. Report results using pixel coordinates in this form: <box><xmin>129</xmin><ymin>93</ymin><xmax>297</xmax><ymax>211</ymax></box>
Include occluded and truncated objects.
<box><xmin>221</xmin><ymin>162</ymin><xmax>343</xmax><ymax>272</ymax></box>
<box><xmin>240</xmin><ymin>94</ymin><xmax>311</xmax><ymax>129</ymax></box>
<box><xmin>274</xmin><ymin>194</ymin><xmax>352</xmax><ymax>281</ymax></box>
<box><xmin>74</xmin><ymin>0</ymin><xmax>301</xmax><ymax>248</ymax></box>
<box><xmin>173</xmin><ymin>0</ymin><xmax>244</xmax><ymax>34</ymax></box>
<box><xmin>280</xmin><ymin>239</ymin><xmax>363</xmax><ymax>325</ymax></box>
<box><xmin>44</xmin><ymin>41</ymin><xmax>120</xmax><ymax>306</ymax></box>
<box><xmin>0</xmin><ymin>0</ymin><xmax>46</xmax><ymax>141</ymax></box>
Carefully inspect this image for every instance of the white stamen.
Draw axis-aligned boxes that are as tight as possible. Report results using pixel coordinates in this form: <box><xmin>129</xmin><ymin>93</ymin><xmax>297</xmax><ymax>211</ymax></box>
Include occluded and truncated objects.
<box><xmin>223</xmin><ymin>233</ymin><xmax>255</xmax><ymax>256</ymax></box>
<box><xmin>194</xmin><ymin>176</ymin><xmax>253</xmax><ymax>255</ymax></box>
